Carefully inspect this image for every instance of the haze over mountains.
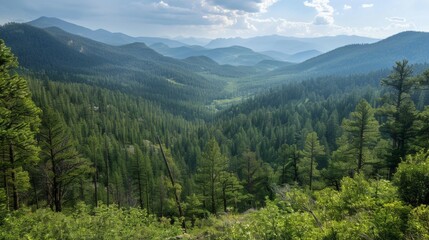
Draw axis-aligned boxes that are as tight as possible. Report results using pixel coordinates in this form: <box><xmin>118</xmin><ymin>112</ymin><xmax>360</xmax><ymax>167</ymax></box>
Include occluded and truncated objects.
<box><xmin>27</xmin><ymin>17</ymin><xmax>380</xmax><ymax>64</ymax></box>
<box><xmin>272</xmin><ymin>31</ymin><xmax>429</xmax><ymax>76</ymax></box>
<box><xmin>205</xmin><ymin>34</ymin><xmax>379</xmax><ymax>55</ymax></box>
<box><xmin>1</xmin><ymin>17</ymin><xmax>429</xmax><ymax>100</ymax></box>
<box><xmin>27</xmin><ymin>16</ymin><xmax>187</xmax><ymax>47</ymax></box>
<box><xmin>3</xmin><ymin>17</ymin><xmax>429</xmax><ymax>73</ymax></box>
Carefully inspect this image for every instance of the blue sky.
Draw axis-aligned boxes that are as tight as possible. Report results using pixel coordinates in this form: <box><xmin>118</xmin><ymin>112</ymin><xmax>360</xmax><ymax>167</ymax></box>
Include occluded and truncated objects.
<box><xmin>1</xmin><ymin>0</ymin><xmax>428</xmax><ymax>39</ymax></box>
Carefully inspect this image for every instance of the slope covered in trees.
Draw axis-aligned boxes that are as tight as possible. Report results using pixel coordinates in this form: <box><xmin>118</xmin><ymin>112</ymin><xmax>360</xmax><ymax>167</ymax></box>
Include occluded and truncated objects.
<box><xmin>0</xmin><ymin>23</ymin><xmax>264</xmax><ymax>117</ymax></box>
<box><xmin>2</xmin><ymin>31</ymin><xmax>429</xmax><ymax>239</ymax></box>
<box><xmin>272</xmin><ymin>31</ymin><xmax>429</xmax><ymax>76</ymax></box>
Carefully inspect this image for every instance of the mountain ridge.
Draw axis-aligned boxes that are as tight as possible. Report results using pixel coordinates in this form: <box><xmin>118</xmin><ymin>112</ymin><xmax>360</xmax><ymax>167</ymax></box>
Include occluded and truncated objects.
<box><xmin>27</xmin><ymin>16</ymin><xmax>187</xmax><ymax>47</ymax></box>
<box><xmin>270</xmin><ymin>30</ymin><xmax>429</xmax><ymax>76</ymax></box>
<box><xmin>151</xmin><ymin>43</ymin><xmax>275</xmax><ymax>66</ymax></box>
<box><xmin>205</xmin><ymin>34</ymin><xmax>379</xmax><ymax>54</ymax></box>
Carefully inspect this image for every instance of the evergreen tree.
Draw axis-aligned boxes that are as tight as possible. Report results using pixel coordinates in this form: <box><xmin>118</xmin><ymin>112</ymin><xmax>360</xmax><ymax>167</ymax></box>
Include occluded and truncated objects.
<box><xmin>38</xmin><ymin>108</ymin><xmax>92</xmax><ymax>212</ymax></box>
<box><xmin>342</xmin><ymin>99</ymin><xmax>379</xmax><ymax>173</ymax></box>
<box><xmin>299</xmin><ymin>132</ymin><xmax>325</xmax><ymax>190</ymax></box>
<box><xmin>380</xmin><ymin>60</ymin><xmax>419</xmax><ymax>176</ymax></box>
<box><xmin>131</xmin><ymin>145</ymin><xmax>153</xmax><ymax>211</ymax></box>
<box><xmin>218</xmin><ymin>172</ymin><xmax>243</xmax><ymax>212</ymax></box>
<box><xmin>0</xmin><ymin>40</ymin><xmax>41</xmax><ymax>210</ymax></box>
<box><xmin>196</xmin><ymin>138</ymin><xmax>227</xmax><ymax>214</ymax></box>
<box><xmin>278</xmin><ymin>144</ymin><xmax>300</xmax><ymax>185</ymax></box>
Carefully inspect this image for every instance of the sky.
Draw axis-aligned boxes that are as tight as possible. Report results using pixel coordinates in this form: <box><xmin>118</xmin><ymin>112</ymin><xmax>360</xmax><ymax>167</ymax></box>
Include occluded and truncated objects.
<box><xmin>1</xmin><ymin>0</ymin><xmax>428</xmax><ymax>39</ymax></box>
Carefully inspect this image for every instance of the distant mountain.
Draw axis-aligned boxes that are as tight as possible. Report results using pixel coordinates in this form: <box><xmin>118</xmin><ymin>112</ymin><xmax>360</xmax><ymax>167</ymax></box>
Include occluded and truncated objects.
<box><xmin>255</xmin><ymin>60</ymin><xmax>294</xmax><ymax>71</ymax></box>
<box><xmin>271</xmin><ymin>31</ymin><xmax>429</xmax><ymax>76</ymax></box>
<box><xmin>261</xmin><ymin>49</ymin><xmax>322</xmax><ymax>63</ymax></box>
<box><xmin>0</xmin><ymin>23</ymin><xmax>105</xmax><ymax>70</ymax></box>
<box><xmin>27</xmin><ymin>16</ymin><xmax>187</xmax><ymax>47</ymax></box>
<box><xmin>172</xmin><ymin>36</ymin><xmax>212</xmax><ymax>46</ymax></box>
<box><xmin>206</xmin><ymin>35</ymin><xmax>378</xmax><ymax>55</ymax></box>
<box><xmin>0</xmin><ymin>23</ymin><xmax>228</xmax><ymax>111</ymax></box>
<box><xmin>183</xmin><ymin>56</ymin><xmax>262</xmax><ymax>77</ymax></box>
<box><xmin>151</xmin><ymin>44</ymin><xmax>274</xmax><ymax>66</ymax></box>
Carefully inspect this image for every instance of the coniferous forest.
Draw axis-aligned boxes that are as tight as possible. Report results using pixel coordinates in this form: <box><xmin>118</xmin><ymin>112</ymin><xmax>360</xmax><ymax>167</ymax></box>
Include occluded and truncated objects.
<box><xmin>1</xmin><ymin>19</ymin><xmax>429</xmax><ymax>240</ymax></box>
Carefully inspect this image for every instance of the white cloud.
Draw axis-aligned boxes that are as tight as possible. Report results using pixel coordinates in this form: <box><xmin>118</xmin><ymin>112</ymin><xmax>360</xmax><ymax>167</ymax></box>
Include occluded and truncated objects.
<box><xmin>362</xmin><ymin>3</ymin><xmax>374</xmax><ymax>8</ymax></box>
<box><xmin>206</xmin><ymin>0</ymin><xmax>278</xmax><ymax>13</ymax></box>
<box><xmin>153</xmin><ymin>1</ymin><xmax>169</xmax><ymax>8</ymax></box>
<box><xmin>3</xmin><ymin>0</ymin><xmax>423</xmax><ymax>39</ymax></box>
<box><xmin>386</xmin><ymin>17</ymin><xmax>406</xmax><ymax>23</ymax></box>
<box><xmin>304</xmin><ymin>0</ymin><xmax>335</xmax><ymax>25</ymax></box>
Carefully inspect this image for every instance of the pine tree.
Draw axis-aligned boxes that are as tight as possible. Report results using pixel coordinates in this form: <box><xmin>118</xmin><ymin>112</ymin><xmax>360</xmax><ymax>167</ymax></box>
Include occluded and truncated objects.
<box><xmin>380</xmin><ymin>60</ymin><xmax>419</xmax><ymax>177</ymax></box>
<box><xmin>132</xmin><ymin>145</ymin><xmax>153</xmax><ymax>211</ymax></box>
<box><xmin>218</xmin><ymin>172</ymin><xmax>243</xmax><ymax>212</ymax></box>
<box><xmin>300</xmin><ymin>132</ymin><xmax>325</xmax><ymax>190</ymax></box>
<box><xmin>342</xmin><ymin>100</ymin><xmax>379</xmax><ymax>173</ymax></box>
<box><xmin>196</xmin><ymin>138</ymin><xmax>227</xmax><ymax>214</ymax></box>
<box><xmin>38</xmin><ymin>108</ymin><xmax>92</xmax><ymax>212</ymax></box>
<box><xmin>0</xmin><ymin>40</ymin><xmax>41</xmax><ymax>210</ymax></box>
<box><xmin>279</xmin><ymin>144</ymin><xmax>300</xmax><ymax>184</ymax></box>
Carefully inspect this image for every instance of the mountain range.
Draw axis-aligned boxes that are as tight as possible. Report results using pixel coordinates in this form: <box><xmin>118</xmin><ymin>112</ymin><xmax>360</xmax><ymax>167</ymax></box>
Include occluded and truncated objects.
<box><xmin>2</xmin><ymin>17</ymin><xmax>429</xmax><ymax>106</ymax></box>
<box><xmin>0</xmin><ymin>23</ymin><xmax>245</xmax><ymax>116</ymax></box>
<box><xmin>26</xmin><ymin>17</ymin><xmax>380</xmax><ymax>63</ymax></box>
<box><xmin>205</xmin><ymin>34</ymin><xmax>379</xmax><ymax>54</ymax></box>
<box><xmin>271</xmin><ymin>31</ymin><xmax>429</xmax><ymax>76</ymax></box>
<box><xmin>150</xmin><ymin>43</ymin><xmax>275</xmax><ymax>66</ymax></box>
<box><xmin>27</xmin><ymin>16</ymin><xmax>187</xmax><ymax>47</ymax></box>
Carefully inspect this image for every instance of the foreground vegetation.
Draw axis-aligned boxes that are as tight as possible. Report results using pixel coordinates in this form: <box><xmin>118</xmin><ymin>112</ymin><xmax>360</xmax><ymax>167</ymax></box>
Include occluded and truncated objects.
<box><xmin>1</xmin><ymin>35</ymin><xmax>429</xmax><ymax>239</ymax></box>
<box><xmin>2</xmin><ymin>169</ymin><xmax>429</xmax><ymax>239</ymax></box>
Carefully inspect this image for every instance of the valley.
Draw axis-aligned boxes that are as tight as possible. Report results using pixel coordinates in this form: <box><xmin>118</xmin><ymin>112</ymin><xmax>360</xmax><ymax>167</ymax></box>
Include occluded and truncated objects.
<box><xmin>1</xmin><ymin>13</ymin><xmax>429</xmax><ymax>239</ymax></box>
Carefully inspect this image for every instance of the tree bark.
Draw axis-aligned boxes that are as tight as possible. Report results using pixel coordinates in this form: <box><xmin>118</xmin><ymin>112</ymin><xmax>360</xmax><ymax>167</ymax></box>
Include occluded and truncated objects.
<box><xmin>105</xmin><ymin>141</ymin><xmax>110</xmax><ymax>206</ymax></box>
<box><xmin>9</xmin><ymin>144</ymin><xmax>19</xmax><ymax>210</ymax></box>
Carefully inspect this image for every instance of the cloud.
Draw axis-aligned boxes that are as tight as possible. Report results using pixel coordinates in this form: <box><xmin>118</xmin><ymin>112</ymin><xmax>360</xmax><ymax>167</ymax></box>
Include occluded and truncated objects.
<box><xmin>206</xmin><ymin>0</ymin><xmax>277</xmax><ymax>13</ymax></box>
<box><xmin>0</xmin><ymin>0</ymin><xmax>423</xmax><ymax>39</ymax></box>
<box><xmin>153</xmin><ymin>1</ymin><xmax>169</xmax><ymax>8</ymax></box>
<box><xmin>304</xmin><ymin>0</ymin><xmax>334</xmax><ymax>25</ymax></box>
<box><xmin>386</xmin><ymin>17</ymin><xmax>406</xmax><ymax>23</ymax></box>
<box><xmin>362</xmin><ymin>3</ymin><xmax>374</xmax><ymax>8</ymax></box>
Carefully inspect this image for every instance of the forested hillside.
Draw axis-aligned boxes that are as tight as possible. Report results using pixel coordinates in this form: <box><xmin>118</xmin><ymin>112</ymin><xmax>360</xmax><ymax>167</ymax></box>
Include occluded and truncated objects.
<box><xmin>272</xmin><ymin>31</ymin><xmax>429</xmax><ymax>76</ymax></box>
<box><xmin>2</xmin><ymin>23</ymin><xmax>429</xmax><ymax>239</ymax></box>
<box><xmin>0</xmin><ymin>23</ymin><xmax>263</xmax><ymax>118</ymax></box>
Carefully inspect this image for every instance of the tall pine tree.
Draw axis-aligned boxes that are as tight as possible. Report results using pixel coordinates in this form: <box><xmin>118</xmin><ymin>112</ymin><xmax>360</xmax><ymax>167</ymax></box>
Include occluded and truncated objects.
<box><xmin>380</xmin><ymin>60</ymin><xmax>419</xmax><ymax>177</ymax></box>
<box><xmin>38</xmin><ymin>108</ymin><xmax>92</xmax><ymax>212</ymax></box>
<box><xmin>196</xmin><ymin>138</ymin><xmax>227</xmax><ymax>214</ymax></box>
<box><xmin>299</xmin><ymin>132</ymin><xmax>325</xmax><ymax>190</ymax></box>
<box><xmin>342</xmin><ymin>99</ymin><xmax>379</xmax><ymax>173</ymax></box>
<box><xmin>0</xmin><ymin>40</ymin><xmax>41</xmax><ymax>210</ymax></box>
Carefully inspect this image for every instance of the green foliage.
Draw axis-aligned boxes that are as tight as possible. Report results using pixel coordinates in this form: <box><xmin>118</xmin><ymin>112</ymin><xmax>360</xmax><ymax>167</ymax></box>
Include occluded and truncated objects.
<box><xmin>0</xmin><ymin>203</ymin><xmax>183</xmax><ymax>240</ymax></box>
<box><xmin>406</xmin><ymin>205</ymin><xmax>429</xmax><ymax>239</ymax></box>
<box><xmin>278</xmin><ymin>144</ymin><xmax>300</xmax><ymax>185</ymax></box>
<box><xmin>217</xmin><ymin>175</ymin><xmax>410</xmax><ymax>240</ymax></box>
<box><xmin>0</xmin><ymin>188</ymin><xmax>7</xmax><ymax>224</ymax></box>
<box><xmin>38</xmin><ymin>107</ymin><xmax>93</xmax><ymax>211</ymax></box>
<box><xmin>341</xmin><ymin>99</ymin><xmax>380</xmax><ymax>173</ymax></box>
<box><xmin>196</xmin><ymin>138</ymin><xmax>228</xmax><ymax>214</ymax></box>
<box><xmin>0</xmin><ymin>39</ymin><xmax>41</xmax><ymax>210</ymax></box>
<box><xmin>394</xmin><ymin>150</ymin><xmax>429</xmax><ymax>206</ymax></box>
<box><xmin>379</xmin><ymin>60</ymin><xmax>420</xmax><ymax>175</ymax></box>
<box><xmin>300</xmin><ymin>132</ymin><xmax>325</xmax><ymax>190</ymax></box>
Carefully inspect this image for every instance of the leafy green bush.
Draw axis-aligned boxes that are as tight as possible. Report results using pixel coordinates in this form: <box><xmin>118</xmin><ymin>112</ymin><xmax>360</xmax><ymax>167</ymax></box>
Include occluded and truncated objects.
<box><xmin>0</xmin><ymin>203</ymin><xmax>183</xmax><ymax>240</ymax></box>
<box><xmin>394</xmin><ymin>150</ymin><xmax>429</xmax><ymax>206</ymax></box>
<box><xmin>406</xmin><ymin>205</ymin><xmax>429</xmax><ymax>239</ymax></box>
